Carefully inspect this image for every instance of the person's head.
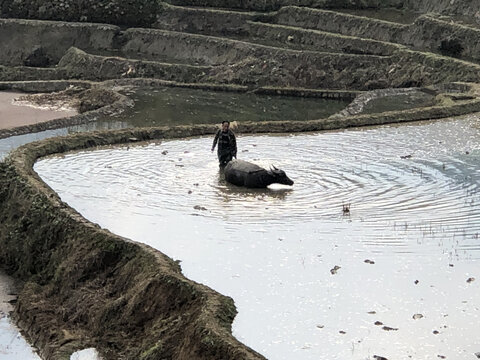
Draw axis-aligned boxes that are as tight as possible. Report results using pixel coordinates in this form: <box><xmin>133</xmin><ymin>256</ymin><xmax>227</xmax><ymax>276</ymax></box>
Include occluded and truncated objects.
<box><xmin>221</xmin><ymin>120</ymin><xmax>230</xmax><ymax>131</ymax></box>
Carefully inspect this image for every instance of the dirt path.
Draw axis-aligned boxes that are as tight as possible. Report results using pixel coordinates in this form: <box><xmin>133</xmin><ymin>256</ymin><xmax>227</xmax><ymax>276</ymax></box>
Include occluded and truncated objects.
<box><xmin>0</xmin><ymin>91</ymin><xmax>77</xmax><ymax>130</ymax></box>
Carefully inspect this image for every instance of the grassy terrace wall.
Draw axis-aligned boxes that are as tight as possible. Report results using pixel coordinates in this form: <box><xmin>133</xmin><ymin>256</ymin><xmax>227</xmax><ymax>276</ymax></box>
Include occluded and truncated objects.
<box><xmin>0</xmin><ymin>18</ymin><xmax>118</xmax><ymax>66</ymax></box>
<box><xmin>1</xmin><ymin>17</ymin><xmax>479</xmax><ymax>90</ymax></box>
<box><xmin>408</xmin><ymin>15</ymin><xmax>480</xmax><ymax>62</ymax></box>
<box><xmin>273</xmin><ymin>6</ymin><xmax>408</xmax><ymax>42</ymax></box>
<box><xmin>246</xmin><ymin>22</ymin><xmax>399</xmax><ymax>55</ymax></box>
<box><xmin>155</xmin><ymin>3</ymin><xmax>265</xmax><ymax>36</ymax></box>
<box><xmin>166</xmin><ymin>0</ymin><xmax>403</xmax><ymax>11</ymax></box>
<box><xmin>403</xmin><ymin>0</ymin><xmax>479</xmax><ymax>17</ymax></box>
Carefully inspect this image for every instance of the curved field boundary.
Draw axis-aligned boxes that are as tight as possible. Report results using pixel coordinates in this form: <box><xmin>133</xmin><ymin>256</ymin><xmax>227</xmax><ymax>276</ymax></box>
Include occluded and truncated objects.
<box><xmin>1</xmin><ymin>82</ymin><xmax>480</xmax><ymax>359</ymax></box>
<box><xmin>0</xmin><ymin>79</ymin><xmax>359</xmax><ymax>139</ymax></box>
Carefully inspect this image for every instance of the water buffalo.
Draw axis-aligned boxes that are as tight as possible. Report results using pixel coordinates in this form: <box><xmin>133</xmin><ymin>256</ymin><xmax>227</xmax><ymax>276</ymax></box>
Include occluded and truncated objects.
<box><xmin>224</xmin><ymin>159</ymin><xmax>294</xmax><ymax>188</ymax></box>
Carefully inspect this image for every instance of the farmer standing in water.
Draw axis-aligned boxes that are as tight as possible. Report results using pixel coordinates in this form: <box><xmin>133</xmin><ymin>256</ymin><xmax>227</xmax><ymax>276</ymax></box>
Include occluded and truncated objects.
<box><xmin>211</xmin><ymin>120</ymin><xmax>237</xmax><ymax>167</ymax></box>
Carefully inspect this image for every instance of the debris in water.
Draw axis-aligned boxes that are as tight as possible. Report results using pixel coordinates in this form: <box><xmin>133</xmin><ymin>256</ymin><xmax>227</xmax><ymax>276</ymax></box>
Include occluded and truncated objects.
<box><xmin>466</xmin><ymin>151</ymin><xmax>470</xmax><ymax>155</ymax></box>
<box><xmin>475</xmin><ymin>352</ymin><xmax>480</xmax><ymax>358</ymax></box>
<box><xmin>374</xmin><ymin>321</ymin><xmax>383</xmax><ymax>326</ymax></box>
<box><xmin>316</xmin><ymin>325</ymin><xmax>324</xmax><ymax>329</ymax></box>
<box><xmin>367</xmin><ymin>311</ymin><xmax>376</xmax><ymax>315</ymax></box>
<box><xmin>194</xmin><ymin>205</ymin><xmax>207</xmax><ymax>211</ymax></box>
<box><xmin>339</xmin><ymin>330</ymin><xmax>346</xmax><ymax>334</ymax></box>
<box><xmin>342</xmin><ymin>203</ymin><xmax>350</xmax><ymax>215</ymax></box>
<box><xmin>382</xmin><ymin>326</ymin><xmax>398</xmax><ymax>331</ymax></box>
<box><xmin>413</xmin><ymin>314</ymin><xmax>424</xmax><ymax>320</ymax></box>
<box><xmin>433</xmin><ymin>330</ymin><xmax>439</xmax><ymax>334</ymax></box>
<box><xmin>400</xmin><ymin>154</ymin><xmax>412</xmax><ymax>159</ymax></box>
<box><xmin>188</xmin><ymin>190</ymin><xmax>192</xmax><ymax>194</ymax></box>
<box><xmin>330</xmin><ymin>265</ymin><xmax>341</xmax><ymax>275</ymax></box>
<box><xmin>374</xmin><ymin>356</ymin><xmax>388</xmax><ymax>360</ymax></box>
<box><xmin>364</xmin><ymin>259</ymin><xmax>375</xmax><ymax>264</ymax></box>
<box><xmin>437</xmin><ymin>356</ymin><xmax>446</xmax><ymax>359</ymax></box>
<box><xmin>415</xmin><ymin>280</ymin><xmax>419</xmax><ymax>284</ymax></box>
<box><xmin>467</xmin><ymin>277</ymin><xmax>475</xmax><ymax>283</ymax></box>
<box><xmin>449</xmin><ymin>264</ymin><xmax>454</xmax><ymax>267</ymax></box>
<box><xmin>162</xmin><ymin>150</ymin><xmax>168</xmax><ymax>155</ymax></box>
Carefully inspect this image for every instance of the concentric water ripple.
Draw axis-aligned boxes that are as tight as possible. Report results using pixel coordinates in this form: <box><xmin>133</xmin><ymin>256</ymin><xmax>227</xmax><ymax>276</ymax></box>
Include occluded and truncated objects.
<box><xmin>38</xmin><ymin>117</ymin><xmax>480</xmax><ymax>243</ymax></box>
<box><xmin>35</xmin><ymin>116</ymin><xmax>480</xmax><ymax>360</ymax></box>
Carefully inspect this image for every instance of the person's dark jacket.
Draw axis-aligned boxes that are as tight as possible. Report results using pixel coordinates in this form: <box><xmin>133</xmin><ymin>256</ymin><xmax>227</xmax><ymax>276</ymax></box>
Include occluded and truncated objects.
<box><xmin>212</xmin><ymin>129</ymin><xmax>237</xmax><ymax>164</ymax></box>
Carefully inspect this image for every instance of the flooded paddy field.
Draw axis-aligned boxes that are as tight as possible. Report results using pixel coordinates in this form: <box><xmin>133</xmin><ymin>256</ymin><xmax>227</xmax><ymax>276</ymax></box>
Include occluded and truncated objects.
<box><xmin>35</xmin><ymin>115</ymin><xmax>480</xmax><ymax>360</ymax></box>
<box><xmin>117</xmin><ymin>87</ymin><xmax>350</xmax><ymax>127</ymax></box>
<box><xmin>0</xmin><ymin>87</ymin><xmax>349</xmax><ymax>160</ymax></box>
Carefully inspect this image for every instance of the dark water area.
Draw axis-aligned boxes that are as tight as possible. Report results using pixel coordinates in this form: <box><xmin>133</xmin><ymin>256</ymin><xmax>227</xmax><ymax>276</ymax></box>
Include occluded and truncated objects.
<box><xmin>36</xmin><ymin>114</ymin><xmax>480</xmax><ymax>360</ymax></box>
<box><xmin>361</xmin><ymin>91</ymin><xmax>436</xmax><ymax>114</ymax></box>
<box><xmin>113</xmin><ymin>87</ymin><xmax>350</xmax><ymax>127</ymax></box>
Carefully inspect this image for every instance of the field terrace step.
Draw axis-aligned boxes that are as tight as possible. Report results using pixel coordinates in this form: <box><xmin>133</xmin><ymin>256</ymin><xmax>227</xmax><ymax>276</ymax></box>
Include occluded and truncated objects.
<box><xmin>273</xmin><ymin>6</ymin><xmax>410</xmax><ymax>43</ymax></box>
<box><xmin>165</xmin><ymin>0</ymin><xmax>404</xmax><ymax>11</ymax></box>
<box><xmin>154</xmin><ymin>3</ymin><xmax>268</xmax><ymax>37</ymax></box>
<box><xmin>0</xmin><ymin>18</ymin><xmax>119</xmax><ymax>66</ymax></box>
<box><xmin>57</xmin><ymin>47</ymin><xmax>212</xmax><ymax>82</ymax></box>
<box><xmin>245</xmin><ymin>21</ymin><xmax>401</xmax><ymax>55</ymax></box>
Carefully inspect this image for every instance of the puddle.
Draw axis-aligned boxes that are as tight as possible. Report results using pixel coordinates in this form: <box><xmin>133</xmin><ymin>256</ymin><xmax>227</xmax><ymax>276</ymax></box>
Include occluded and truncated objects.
<box><xmin>36</xmin><ymin>114</ymin><xmax>480</xmax><ymax>360</ymax></box>
<box><xmin>0</xmin><ymin>271</ymin><xmax>40</xmax><ymax>360</ymax></box>
<box><xmin>70</xmin><ymin>348</ymin><xmax>102</xmax><ymax>360</ymax></box>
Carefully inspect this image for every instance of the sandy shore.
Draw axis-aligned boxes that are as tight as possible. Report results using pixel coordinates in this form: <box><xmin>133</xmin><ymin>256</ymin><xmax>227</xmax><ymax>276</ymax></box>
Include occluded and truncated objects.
<box><xmin>0</xmin><ymin>91</ymin><xmax>77</xmax><ymax>130</ymax></box>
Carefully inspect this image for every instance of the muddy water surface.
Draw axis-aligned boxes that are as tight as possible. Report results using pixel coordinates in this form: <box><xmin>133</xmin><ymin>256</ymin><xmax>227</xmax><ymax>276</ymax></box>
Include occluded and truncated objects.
<box><xmin>35</xmin><ymin>115</ymin><xmax>480</xmax><ymax>360</ymax></box>
<box><xmin>0</xmin><ymin>271</ymin><xmax>40</xmax><ymax>360</ymax></box>
<box><xmin>116</xmin><ymin>87</ymin><xmax>349</xmax><ymax>127</ymax></box>
<box><xmin>0</xmin><ymin>91</ymin><xmax>77</xmax><ymax>130</ymax></box>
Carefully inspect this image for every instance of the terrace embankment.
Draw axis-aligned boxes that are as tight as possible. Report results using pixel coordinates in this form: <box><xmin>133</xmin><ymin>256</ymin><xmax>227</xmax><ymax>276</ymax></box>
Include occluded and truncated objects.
<box><xmin>0</xmin><ymin>128</ymin><xmax>266</xmax><ymax>360</ymax></box>
<box><xmin>2</xmin><ymin>6</ymin><xmax>480</xmax><ymax>88</ymax></box>
<box><xmin>1</xmin><ymin>81</ymin><xmax>480</xmax><ymax>359</ymax></box>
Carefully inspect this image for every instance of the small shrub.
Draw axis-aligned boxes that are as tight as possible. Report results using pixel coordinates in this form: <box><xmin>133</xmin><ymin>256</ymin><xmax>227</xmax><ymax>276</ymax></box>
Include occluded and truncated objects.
<box><xmin>438</xmin><ymin>38</ymin><xmax>464</xmax><ymax>58</ymax></box>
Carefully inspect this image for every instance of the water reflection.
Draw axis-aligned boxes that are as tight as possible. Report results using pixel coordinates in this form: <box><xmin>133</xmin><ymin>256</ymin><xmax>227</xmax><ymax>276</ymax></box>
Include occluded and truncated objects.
<box><xmin>115</xmin><ymin>87</ymin><xmax>349</xmax><ymax>127</ymax></box>
<box><xmin>36</xmin><ymin>115</ymin><xmax>480</xmax><ymax>360</ymax></box>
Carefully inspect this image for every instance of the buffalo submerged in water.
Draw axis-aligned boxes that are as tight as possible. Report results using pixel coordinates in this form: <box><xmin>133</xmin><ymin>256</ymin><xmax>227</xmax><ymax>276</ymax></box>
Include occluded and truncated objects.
<box><xmin>224</xmin><ymin>159</ymin><xmax>294</xmax><ymax>188</ymax></box>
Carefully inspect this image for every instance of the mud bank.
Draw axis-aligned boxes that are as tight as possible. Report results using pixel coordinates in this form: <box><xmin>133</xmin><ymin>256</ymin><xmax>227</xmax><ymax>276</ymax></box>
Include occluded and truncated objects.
<box><xmin>0</xmin><ymin>81</ymin><xmax>132</xmax><ymax>139</ymax></box>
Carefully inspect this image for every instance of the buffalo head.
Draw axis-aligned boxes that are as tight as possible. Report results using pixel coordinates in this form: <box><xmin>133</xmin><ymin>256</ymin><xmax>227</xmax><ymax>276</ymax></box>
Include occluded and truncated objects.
<box><xmin>270</xmin><ymin>165</ymin><xmax>294</xmax><ymax>186</ymax></box>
